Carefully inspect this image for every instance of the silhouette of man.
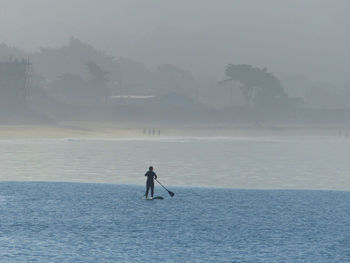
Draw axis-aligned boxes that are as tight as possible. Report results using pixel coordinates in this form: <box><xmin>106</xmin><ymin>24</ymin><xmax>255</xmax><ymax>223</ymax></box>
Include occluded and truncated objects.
<box><xmin>145</xmin><ymin>166</ymin><xmax>157</xmax><ymax>199</ymax></box>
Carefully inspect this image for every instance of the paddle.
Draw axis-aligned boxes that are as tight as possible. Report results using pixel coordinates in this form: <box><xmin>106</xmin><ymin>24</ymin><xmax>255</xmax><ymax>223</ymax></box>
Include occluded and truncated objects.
<box><xmin>155</xmin><ymin>179</ymin><xmax>175</xmax><ymax>197</ymax></box>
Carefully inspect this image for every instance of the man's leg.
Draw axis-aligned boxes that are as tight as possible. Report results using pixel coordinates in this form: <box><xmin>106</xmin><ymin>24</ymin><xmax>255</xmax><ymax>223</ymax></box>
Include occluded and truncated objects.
<box><xmin>145</xmin><ymin>181</ymin><xmax>150</xmax><ymax>198</ymax></box>
<box><xmin>151</xmin><ymin>181</ymin><xmax>154</xmax><ymax>198</ymax></box>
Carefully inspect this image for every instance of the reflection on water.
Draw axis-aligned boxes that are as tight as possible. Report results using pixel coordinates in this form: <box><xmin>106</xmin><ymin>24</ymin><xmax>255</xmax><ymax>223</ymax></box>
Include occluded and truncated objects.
<box><xmin>0</xmin><ymin>137</ymin><xmax>349</xmax><ymax>190</ymax></box>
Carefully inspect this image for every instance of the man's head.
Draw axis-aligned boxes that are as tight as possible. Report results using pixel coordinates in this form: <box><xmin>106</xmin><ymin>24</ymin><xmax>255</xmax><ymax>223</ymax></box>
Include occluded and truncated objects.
<box><xmin>149</xmin><ymin>166</ymin><xmax>153</xmax><ymax>171</ymax></box>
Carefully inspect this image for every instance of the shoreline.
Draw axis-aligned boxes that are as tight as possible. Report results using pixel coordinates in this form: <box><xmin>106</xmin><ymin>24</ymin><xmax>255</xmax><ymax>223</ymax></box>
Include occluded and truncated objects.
<box><xmin>0</xmin><ymin>122</ymin><xmax>348</xmax><ymax>139</ymax></box>
<box><xmin>1</xmin><ymin>126</ymin><xmax>349</xmax><ymax>191</ymax></box>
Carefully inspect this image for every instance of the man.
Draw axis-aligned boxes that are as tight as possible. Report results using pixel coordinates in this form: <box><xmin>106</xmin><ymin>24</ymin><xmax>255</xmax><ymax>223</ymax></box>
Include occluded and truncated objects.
<box><xmin>145</xmin><ymin>166</ymin><xmax>157</xmax><ymax>199</ymax></box>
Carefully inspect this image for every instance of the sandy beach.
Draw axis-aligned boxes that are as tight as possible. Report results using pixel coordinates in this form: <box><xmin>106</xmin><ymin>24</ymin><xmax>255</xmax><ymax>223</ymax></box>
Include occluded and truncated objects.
<box><xmin>0</xmin><ymin>122</ymin><xmax>349</xmax><ymax>190</ymax></box>
<box><xmin>0</xmin><ymin>122</ymin><xmax>347</xmax><ymax>139</ymax></box>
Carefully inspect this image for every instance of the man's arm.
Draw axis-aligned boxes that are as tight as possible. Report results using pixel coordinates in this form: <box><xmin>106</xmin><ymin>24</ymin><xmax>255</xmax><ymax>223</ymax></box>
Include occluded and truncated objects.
<box><xmin>154</xmin><ymin>173</ymin><xmax>157</xmax><ymax>180</ymax></box>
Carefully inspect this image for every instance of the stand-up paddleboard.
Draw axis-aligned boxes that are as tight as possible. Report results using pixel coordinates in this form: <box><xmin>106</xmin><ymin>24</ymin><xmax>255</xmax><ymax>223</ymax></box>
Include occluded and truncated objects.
<box><xmin>145</xmin><ymin>196</ymin><xmax>164</xmax><ymax>200</ymax></box>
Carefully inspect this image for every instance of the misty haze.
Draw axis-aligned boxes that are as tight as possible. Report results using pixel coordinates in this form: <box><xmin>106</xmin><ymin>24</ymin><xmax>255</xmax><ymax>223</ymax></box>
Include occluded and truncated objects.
<box><xmin>0</xmin><ymin>1</ymin><xmax>349</xmax><ymax>262</ymax></box>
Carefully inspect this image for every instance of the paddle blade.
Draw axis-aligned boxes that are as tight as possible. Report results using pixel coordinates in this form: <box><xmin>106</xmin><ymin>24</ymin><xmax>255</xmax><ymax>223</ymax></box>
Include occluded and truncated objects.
<box><xmin>168</xmin><ymin>191</ymin><xmax>175</xmax><ymax>197</ymax></box>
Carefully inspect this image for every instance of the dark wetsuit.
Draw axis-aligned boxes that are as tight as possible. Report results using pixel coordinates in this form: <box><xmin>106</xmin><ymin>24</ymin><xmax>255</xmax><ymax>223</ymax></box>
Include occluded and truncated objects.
<box><xmin>145</xmin><ymin>171</ymin><xmax>157</xmax><ymax>198</ymax></box>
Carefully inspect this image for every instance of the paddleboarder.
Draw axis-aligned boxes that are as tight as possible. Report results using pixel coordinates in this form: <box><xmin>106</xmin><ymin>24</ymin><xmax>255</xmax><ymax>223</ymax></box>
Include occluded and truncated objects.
<box><xmin>145</xmin><ymin>166</ymin><xmax>157</xmax><ymax>199</ymax></box>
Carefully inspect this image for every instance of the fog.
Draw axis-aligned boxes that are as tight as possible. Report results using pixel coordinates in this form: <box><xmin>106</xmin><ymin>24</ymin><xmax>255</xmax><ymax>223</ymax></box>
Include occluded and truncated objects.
<box><xmin>1</xmin><ymin>0</ymin><xmax>349</xmax><ymax>83</ymax></box>
<box><xmin>0</xmin><ymin>0</ymin><xmax>350</xmax><ymax>128</ymax></box>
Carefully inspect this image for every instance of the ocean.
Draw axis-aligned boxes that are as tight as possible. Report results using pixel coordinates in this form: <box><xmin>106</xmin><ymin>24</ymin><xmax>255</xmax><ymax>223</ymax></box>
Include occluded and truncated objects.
<box><xmin>0</xmin><ymin>136</ymin><xmax>349</xmax><ymax>262</ymax></box>
<box><xmin>0</xmin><ymin>183</ymin><xmax>349</xmax><ymax>262</ymax></box>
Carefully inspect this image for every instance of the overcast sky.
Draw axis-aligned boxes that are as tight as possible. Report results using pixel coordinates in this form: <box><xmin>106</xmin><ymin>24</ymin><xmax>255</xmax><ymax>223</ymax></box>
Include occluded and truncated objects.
<box><xmin>0</xmin><ymin>0</ymin><xmax>349</xmax><ymax>84</ymax></box>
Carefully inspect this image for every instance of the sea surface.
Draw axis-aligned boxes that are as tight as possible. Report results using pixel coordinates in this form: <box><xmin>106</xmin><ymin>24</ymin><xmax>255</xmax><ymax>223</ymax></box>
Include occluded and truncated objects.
<box><xmin>0</xmin><ymin>136</ymin><xmax>350</xmax><ymax>262</ymax></box>
<box><xmin>0</xmin><ymin>136</ymin><xmax>350</xmax><ymax>190</ymax></box>
<box><xmin>0</xmin><ymin>182</ymin><xmax>349</xmax><ymax>262</ymax></box>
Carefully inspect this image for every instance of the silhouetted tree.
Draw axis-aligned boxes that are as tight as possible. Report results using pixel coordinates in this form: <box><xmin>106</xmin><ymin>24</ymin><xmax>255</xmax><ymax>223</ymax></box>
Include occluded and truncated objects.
<box><xmin>222</xmin><ymin>64</ymin><xmax>286</xmax><ymax>107</ymax></box>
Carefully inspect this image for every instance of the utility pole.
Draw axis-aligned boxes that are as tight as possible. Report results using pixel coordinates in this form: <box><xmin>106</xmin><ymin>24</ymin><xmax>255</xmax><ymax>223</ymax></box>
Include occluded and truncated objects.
<box><xmin>230</xmin><ymin>79</ymin><xmax>233</xmax><ymax>106</ymax></box>
<box><xmin>24</xmin><ymin>57</ymin><xmax>32</xmax><ymax>99</ymax></box>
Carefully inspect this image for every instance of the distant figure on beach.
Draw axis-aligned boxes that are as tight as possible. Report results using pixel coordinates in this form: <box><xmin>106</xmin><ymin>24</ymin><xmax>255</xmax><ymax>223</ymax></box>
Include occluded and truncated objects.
<box><xmin>158</xmin><ymin>129</ymin><xmax>161</xmax><ymax>136</ymax></box>
<box><xmin>152</xmin><ymin>128</ymin><xmax>155</xmax><ymax>136</ymax></box>
<box><xmin>145</xmin><ymin>166</ymin><xmax>157</xmax><ymax>199</ymax></box>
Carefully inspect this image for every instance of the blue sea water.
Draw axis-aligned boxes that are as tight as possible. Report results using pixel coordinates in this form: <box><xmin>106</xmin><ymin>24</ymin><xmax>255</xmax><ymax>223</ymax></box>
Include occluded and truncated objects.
<box><xmin>0</xmin><ymin>182</ymin><xmax>349</xmax><ymax>262</ymax></box>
